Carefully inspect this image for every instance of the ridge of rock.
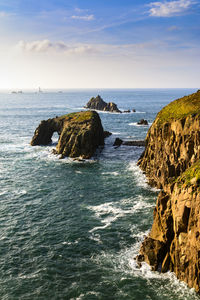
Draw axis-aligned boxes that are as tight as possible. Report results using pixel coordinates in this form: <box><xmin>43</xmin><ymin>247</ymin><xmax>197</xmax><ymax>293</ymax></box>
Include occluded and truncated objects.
<box><xmin>137</xmin><ymin>90</ymin><xmax>200</xmax><ymax>292</ymax></box>
<box><xmin>85</xmin><ymin>95</ymin><xmax>122</xmax><ymax>113</ymax></box>
<box><xmin>30</xmin><ymin>111</ymin><xmax>105</xmax><ymax>159</ymax></box>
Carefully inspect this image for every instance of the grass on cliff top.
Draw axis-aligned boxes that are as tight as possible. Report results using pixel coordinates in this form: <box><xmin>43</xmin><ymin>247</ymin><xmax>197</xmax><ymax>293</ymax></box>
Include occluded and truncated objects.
<box><xmin>176</xmin><ymin>160</ymin><xmax>200</xmax><ymax>187</ymax></box>
<box><xmin>56</xmin><ymin>111</ymin><xmax>95</xmax><ymax>123</ymax></box>
<box><xmin>156</xmin><ymin>90</ymin><xmax>200</xmax><ymax>125</ymax></box>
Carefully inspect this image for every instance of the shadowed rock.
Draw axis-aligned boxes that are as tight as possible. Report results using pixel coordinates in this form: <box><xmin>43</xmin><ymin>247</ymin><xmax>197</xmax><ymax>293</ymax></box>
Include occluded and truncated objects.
<box><xmin>113</xmin><ymin>138</ymin><xmax>145</xmax><ymax>147</ymax></box>
<box><xmin>31</xmin><ymin>111</ymin><xmax>105</xmax><ymax>159</ymax></box>
<box><xmin>113</xmin><ymin>138</ymin><xmax>123</xmax><ymax>147</ymax></box>
<box><xmin>137</xmin><ymin>90</ymin><xmax>200</xmax><ymax>293</ymax></box>
<box><xmin>85</xmin><ymin>95</ymin><xmax>122</xmax><ymax>113</ymax></box>
<box><xmin>137</xmin><ymin>119</ymin><xmax>148</xmax><ymax>125</ymax></box>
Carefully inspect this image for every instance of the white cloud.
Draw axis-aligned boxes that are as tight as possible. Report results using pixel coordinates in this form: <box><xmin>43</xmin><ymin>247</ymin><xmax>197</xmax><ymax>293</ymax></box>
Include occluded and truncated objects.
<box><xmin>0</xmin><ymin>11</ymin><xmax>12</xmax><ymax>17</ymax></box>
<box><xmin>16</xmin><ymin>40</ymin><xmax>98</xmax><ymax>55</ymax></box>
<box><xmin>149</xmin><ymin>0</ymin><xmax>194</xmax><ymax>17</ymax></box>
<box><xmin>71</xmin><ymin>14</ymin><xmax>94</xmax><ymax>21</ymax></box>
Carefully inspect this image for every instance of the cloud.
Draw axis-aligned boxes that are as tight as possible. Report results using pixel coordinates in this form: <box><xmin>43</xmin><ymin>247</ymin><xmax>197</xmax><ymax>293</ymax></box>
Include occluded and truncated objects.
<box><xmin>16</xmin><ymin>40</ymin><xmax>98</xmax><ymax>55</ymax></box>
<box><xmin>167</xmin><ymin>25</ymin><xmax>180</xmax><ymax>31</ymax></box>
<box><xmin>71</xmin><ymin>14</ymin><xmax>94</xmax><ymax>21</ymax></box>
<box><xmin>0</xmin><ymin>11</ymin><xmax>12</xmax><ymax>17</ymax></box>
<box><xmin>149</xmin><ymin>0</ymin><xmax>195</xmax><ymax>17</ymax></box>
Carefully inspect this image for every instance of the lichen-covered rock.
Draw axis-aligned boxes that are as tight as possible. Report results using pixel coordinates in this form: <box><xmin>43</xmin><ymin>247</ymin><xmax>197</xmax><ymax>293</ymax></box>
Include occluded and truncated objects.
<box><xmin>31</xmin><ymin>111</ymin><xmax>105</xmax><ymax>159</ymax></box>
<box><xmin>137</xmin><ymin>90</ymin><xmax>200</xmax><ymax>293</ymax></box>
<box><xmin>85</xmin><ymin>95</ymin><xmax>121</xmax><ymax>113</ymax></box>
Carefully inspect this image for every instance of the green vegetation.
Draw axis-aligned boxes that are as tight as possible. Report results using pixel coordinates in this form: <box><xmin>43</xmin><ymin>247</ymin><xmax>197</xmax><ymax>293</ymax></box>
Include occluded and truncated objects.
<box><xmin>176</xmin><ymin>160</ymin><xmax>200</xmax><ymax>187</ymax></box>
<box><xmin>56</xmin><ymin>111</ymin><xmax>94</xmax><ymax>123</ymax></box>
<box><xmin>156</xmin><ymin>90</ymin><xmax>200</xmax><ymax>125</ymax></box>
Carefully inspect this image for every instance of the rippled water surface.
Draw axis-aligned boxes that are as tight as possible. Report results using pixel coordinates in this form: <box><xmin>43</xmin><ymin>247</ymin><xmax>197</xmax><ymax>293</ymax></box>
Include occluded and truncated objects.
<box><xmin>0</xmin><ymin>88</ymin><xmax>199</xmax><ymax>300</ymax></box>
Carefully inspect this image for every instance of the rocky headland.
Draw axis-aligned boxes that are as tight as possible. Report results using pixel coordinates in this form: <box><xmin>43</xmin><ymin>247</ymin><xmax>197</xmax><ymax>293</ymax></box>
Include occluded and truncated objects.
<box><xmin>31</xmin><ymin>111</ymin><xmax>105</xmax><ymax>159</ymax></box>
<box><xmin>85</xmin><ymin>95</ymin><xmax>122</xmax><ymax>113</ymax></box>
<box><xmin>137</xmin><ymin>90</ymin><xmax>200</xmax><ymax>292</ymax></box>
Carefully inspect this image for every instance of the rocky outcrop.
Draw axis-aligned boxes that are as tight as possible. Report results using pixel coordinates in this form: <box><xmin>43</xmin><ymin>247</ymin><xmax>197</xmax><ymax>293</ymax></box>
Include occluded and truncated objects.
<box><xmin>31</xmin><ymin>111</ymin><xmax>105</xmax><ymax>159</ymax></box>
<box><xmin>137</xmin><ymin>119</ymin><xmax>148</xmax><ymax>125</ymax></box>
<box><xmin>137</xmin><ymin>90</ymin><xmax>200</xmax><ymax>292</ymax></box>
<box><xmin>113</xmin><ymin>138</ymin><xmax>145</xmax><ymax>147</ymax></box>
<box><xmin>85</xmin><ymin>95</ymin><xmax>122</xmax><ymax>113</ymax></box>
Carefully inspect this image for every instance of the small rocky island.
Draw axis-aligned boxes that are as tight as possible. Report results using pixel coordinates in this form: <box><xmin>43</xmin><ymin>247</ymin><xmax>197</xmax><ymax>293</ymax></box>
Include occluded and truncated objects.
<box><xmin>31</xmin><ymin>111</ymin><xmax>105</xmax><ymax>159</ymax></box>
<box><xmin>85</xmin><ymin>95</ymin><xmax>122</xmax><ymax>113</ymax></box>
<box><xmin>137</xmin><ymin>90</ymin><xmax>200</xmax><ymax>292</ymax></box>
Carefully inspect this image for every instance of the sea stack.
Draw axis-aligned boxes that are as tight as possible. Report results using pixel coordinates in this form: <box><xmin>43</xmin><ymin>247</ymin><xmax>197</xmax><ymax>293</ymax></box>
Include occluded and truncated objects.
<box><xmin>137</xmin><ymin>90</ymin><xmax>200</xmax><ymax>292</ymax></box>
<box><xmin>31</xmin><ymin>111</ymin><xmax>105</xmax><ymax>159</ymax></box>
<box><xmin>85</xmin><ymin>95</ymin><xmax>122</xmax><ymax>113</ymax></box>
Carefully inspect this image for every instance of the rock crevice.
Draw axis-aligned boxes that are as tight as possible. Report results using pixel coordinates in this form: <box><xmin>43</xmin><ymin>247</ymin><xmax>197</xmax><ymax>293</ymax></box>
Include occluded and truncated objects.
<box><xmin>138</xmin><ymin>90</ymin><xmax>200</xmax><ymax>292</ymax></box>
<box><xmin>31</xmin><ymin>111</ymin><xmax>105</xmax><ymax>159</ymax></box>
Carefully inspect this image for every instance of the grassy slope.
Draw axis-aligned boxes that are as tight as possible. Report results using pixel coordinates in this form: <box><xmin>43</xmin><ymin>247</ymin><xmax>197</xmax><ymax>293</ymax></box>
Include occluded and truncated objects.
<box><xmin>176</xmin><ymin>160</ymin><xmax>200</xmax><ymax>187</ymax></box>
<box><xmin>156</xmin><ymin>90</ymin><xmax>200</xmax><ymax>125</ymax></box>
<box><xmin>56</xmin><ymin>111</ymin><xmax>95</xmax><ymax>123</ymax></box>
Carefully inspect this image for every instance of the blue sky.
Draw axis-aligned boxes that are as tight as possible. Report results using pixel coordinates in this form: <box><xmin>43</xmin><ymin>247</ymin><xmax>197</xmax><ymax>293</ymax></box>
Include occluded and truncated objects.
<box><xmin>0</xmin><ymin>0</ymin><xmax>199</xmax><ymax>88</ymax></box>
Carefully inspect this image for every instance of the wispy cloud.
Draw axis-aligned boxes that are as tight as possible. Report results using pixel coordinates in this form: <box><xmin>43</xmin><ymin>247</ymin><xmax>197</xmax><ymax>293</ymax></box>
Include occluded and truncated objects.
<box><xmin>149</xmin><ymin>0</ymin><xmax>195</xmax><ymax>17</ymax></box>
<box><xmin>0</xmin><ymin>11</ymin><xmax>13</xmax><ymax>17</ymax></box>
<box><xmin>167</xmin><ymin>25</ymin><xmax>180</xmax><ymax>31</ymax></box>
<box><xmin>16</xmin><ymin>39</ymin><xmax>98</xmax><ymax>55</ymax></box>
<box><xmin>71</xmin><ymin>14</ymin><xmax>94</xmax><ymax>21</ymax></box>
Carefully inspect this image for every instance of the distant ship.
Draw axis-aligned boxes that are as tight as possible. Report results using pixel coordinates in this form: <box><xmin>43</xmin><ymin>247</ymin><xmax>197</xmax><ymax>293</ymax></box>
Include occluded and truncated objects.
<box><xmin>38</xmin><ymin>87</ymin><xmax>43</xmax><ymax>93</ymax></box>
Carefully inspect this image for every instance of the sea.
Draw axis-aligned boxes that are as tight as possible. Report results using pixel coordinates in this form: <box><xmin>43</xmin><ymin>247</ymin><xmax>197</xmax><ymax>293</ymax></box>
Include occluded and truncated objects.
<box><xmin>0</xmin><ymin>88</ymin><xmax>199</xmax><ymax>300</ymax></box>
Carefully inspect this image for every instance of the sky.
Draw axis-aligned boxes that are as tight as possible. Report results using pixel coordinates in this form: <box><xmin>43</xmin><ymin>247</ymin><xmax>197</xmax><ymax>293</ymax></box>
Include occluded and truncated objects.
<box><xmin>0</xmin><ymin>0</ymin><xmax>199</xmax><ymax>89</ymax></box>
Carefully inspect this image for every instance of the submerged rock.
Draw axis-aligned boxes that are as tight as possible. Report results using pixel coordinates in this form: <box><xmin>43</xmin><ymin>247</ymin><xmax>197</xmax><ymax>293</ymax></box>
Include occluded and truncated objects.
<box><xmin>85</xmin><ymin>95</ymin><xmax>122</xmax><ymax>113</ymax></box>
<box><xmin>137</xmin><ymin>90</ymin><xmax>200</xmax><ymax>293</ymax></box>
<box><xmin>31</xmin><ymin>111</ymin><xmax>105</xmax><ymax>159</ymax></box>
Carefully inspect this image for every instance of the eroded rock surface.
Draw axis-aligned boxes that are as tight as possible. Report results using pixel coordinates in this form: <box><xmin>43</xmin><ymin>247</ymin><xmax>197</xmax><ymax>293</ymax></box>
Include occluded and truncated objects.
<box><xmin>85</xmin><ymin>95</ymin><xmax>122</xmax><ymax>113</ymax></box>
<box><xmin>31</xmin><ymin>111</ymin><xmax>105</xmax><ymax>159</ymax></box>
<box><xmin>137</xmin><ymin>90</ymin><xmax>200</xmax><ymax>292</ymax></box>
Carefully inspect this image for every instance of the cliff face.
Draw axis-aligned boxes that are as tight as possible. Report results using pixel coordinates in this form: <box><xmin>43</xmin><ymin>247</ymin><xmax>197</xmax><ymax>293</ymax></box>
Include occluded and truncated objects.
<box><xmin>31</xmin><ymin>111</ymin><xmax>105</xmax><ymax>159</ymax></box>
<box><xmin>138</xmin><ymin>90</ymin><xmax>200</xmax><ymax>292</ymax></box>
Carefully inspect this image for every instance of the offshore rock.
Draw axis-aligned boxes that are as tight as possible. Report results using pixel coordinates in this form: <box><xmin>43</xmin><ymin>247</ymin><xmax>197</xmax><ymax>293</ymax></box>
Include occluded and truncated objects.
<box><xmin>113</xmin><ymin>138</ymin><xmax>146</xmax><ymax>147</ymax></box>
<box><xmin>137</xmin><ymin>119</ymin><xmax>148</xmax><ymax>125</ymax></box>
<box><xmin>31</xmin><ymin>111</ymin><xmax>105</xmax><ymax>159</ymax></box>
<box><xmin>113</xmin><ymin>138</ymin><xmax>123</xmax><ymax>147</ymax></box>
<box><xmin>137</xmin><ymin>90</ymin><xmax>200</xmax><ymax>292</ymax></box>
<box><xmin>85</xmin><ymin>95</ymin><xmax>122</xmax><ymax>113</ymax></box>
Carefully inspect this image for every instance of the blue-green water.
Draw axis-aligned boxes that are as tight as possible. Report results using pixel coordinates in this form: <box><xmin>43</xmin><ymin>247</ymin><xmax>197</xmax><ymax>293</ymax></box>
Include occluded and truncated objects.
<box><xmin>0</xmin><ymin>89</ymin><xmax>199</xmax><ymax>300</ymax></box>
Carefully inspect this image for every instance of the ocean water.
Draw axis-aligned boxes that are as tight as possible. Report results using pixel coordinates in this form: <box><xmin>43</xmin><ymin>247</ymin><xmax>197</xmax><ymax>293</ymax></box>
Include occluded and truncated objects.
<box><xmin>0</xmin><ymin>88</ymin><xmax>199</xmax><ymax>300</ymax></box>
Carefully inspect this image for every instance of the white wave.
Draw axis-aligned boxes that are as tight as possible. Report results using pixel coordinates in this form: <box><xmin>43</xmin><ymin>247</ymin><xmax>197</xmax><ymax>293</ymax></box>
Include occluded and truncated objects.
<box><xmin>93</xmin><ymin>241</ymin><xmax>199</xmax><ymax>300</ymax></box>
<box><xmin>128</xmin><ymin>122</ymin><xmax>152</xmax><ymax>127</ymax></box>
<box><xmin>73</xmin><ymin>291</ymin><xmax>100</xmax><ymax>300</ymax></box>
<box><xmin>102</xmin><ymin>171</ymin><xmax>119</xmax><ymax>176</ymax></box>
<box><xmin>0</xmin><ymin>191</ymin><xmax>8</xmax><ymax>196</ymax></box>
<box><xmin>25</xmin><ymin>146</ymin><xmax>97</xmax><ymax>164</ymax></box>
<box><xmin>128</xmin><ymin>161</ymin><xmax>159</xmax><ymax>192</ymax></box>
<box><xmin>15</xmin><ymin>189</ymin><xmax>27</xmax><ymax>196</ymax></box>
<box><xmin>88</xmin><ymin>196</ymin><xmax>154</xmax><ymax>233</ymax></box>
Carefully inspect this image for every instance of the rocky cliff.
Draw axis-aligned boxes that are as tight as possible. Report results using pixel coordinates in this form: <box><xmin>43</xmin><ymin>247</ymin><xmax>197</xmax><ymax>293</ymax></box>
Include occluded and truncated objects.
<box><xmin>31</xmin><ymin>111</ymin><xmax>105</xmax><ymax>159</ymax></box>
<box><xmin>85</xmin><ymin>95</ymin><xmax>122</xmax><ymax>113</ymax></box>
<box><xmin>137</xmin><ymin>90</ymin><xmax>200</xmax><ymax>292</ymax></box>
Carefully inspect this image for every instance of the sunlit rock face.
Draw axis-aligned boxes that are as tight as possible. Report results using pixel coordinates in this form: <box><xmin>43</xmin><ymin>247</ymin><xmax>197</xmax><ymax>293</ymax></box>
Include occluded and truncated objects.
<box><xmin>85</xmin><ymin>95</ymin><xmax>122</xmax><ymax>113</ymax></box>
<box><xmin>31</xmin><ymin>111</ymin><xmax>105</xmax><ymax>159</ymax></box>
<box><xmin>137</xmin><ymin>90</ymin><xmax>200</xmax><ymax>293</ymax></box>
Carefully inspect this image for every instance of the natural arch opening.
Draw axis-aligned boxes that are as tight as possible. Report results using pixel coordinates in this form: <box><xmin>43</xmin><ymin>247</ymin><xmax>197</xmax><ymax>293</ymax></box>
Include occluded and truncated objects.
<box><xmin>52</xmin><ymin>131</ymin><xmax>60</xmax><ymax>146</ymax></box>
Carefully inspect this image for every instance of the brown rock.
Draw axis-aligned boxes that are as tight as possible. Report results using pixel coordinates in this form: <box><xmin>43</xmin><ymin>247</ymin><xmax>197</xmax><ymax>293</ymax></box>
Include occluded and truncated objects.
<box><xmin>31</xmin><ymin>111</ymin><xmax>104</xmax><ymax>159</ymax></box>
<box><xmin>137</xmin><ymin>90</ymin><xmax>200</xmax><ymax>293</ymax></box>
